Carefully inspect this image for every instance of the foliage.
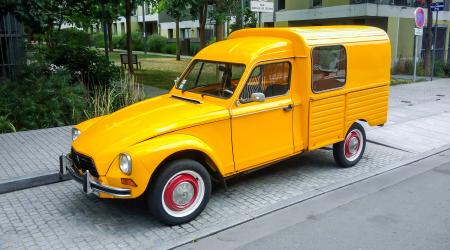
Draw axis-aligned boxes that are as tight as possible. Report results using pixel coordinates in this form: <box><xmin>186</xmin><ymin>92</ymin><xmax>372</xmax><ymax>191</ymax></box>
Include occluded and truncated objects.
<box><xmin>393</xmin><ymin>59</ymin><xmax>450</xmax><ymax>78</ymax></box>
<box><xmin>433</xmin><ymin>60</ymin><xmax>446</xmax><ymax>78</ymax></box>
<box><xmin>148</xmin><ymin>35</ymin><xmax>168</xmax><ymax>52</ymax></box>
<box><xmin>162</xmin><ymin>43</ymin><xmax>177</xmax><ymax>54</ymax></box>
<box><xmin>49</xmin><ymin>28</ymin><xmax>91</xmax><ymax>47</ymax></box>
<box><xmin>0</xmin><ymin>114</ymin><xmax>16</xmax><ymax>134</ymax></box>
<box><xmin>191</xmin><ymin>44</ymin><xmax>200</xmax><ymax>55</ymax></box>
<box><xmin>0</xmin><ymin>68</ymin><xmax>87</xmax><ymax>131</ymax></box>
<box><xmin>84</xmin><ymin>74</ymin><xmax>145</xmax><ymax>118</ymax></box>
<box><xmin>43</xmin><ymin>45</ymin><xmax>120</xmax><ymax>88</ymax></box>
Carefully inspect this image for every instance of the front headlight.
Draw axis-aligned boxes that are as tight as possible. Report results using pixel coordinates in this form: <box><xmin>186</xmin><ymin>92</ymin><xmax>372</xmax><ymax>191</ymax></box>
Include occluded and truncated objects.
<box><xmin>119</xmin><ymin>153</ymin><xmax>132</xmax><ymax>175</ymax></box>
<box><xmin>71</xmin><ymin>128</ymin><xmax>81</xmax><ymax>141</ymax></box>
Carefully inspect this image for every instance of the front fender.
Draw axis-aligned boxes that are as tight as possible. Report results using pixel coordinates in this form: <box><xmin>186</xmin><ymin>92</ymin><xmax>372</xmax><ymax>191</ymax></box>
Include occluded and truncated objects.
<box><xmin>74</xmin><ymin>115</ymin><xmax>107</xmax><ymax>132</ymax></box>
<box><xmin>105</xmin><ymin>133</ymin><xmax>226</xmax><ymax>198</ymax></box>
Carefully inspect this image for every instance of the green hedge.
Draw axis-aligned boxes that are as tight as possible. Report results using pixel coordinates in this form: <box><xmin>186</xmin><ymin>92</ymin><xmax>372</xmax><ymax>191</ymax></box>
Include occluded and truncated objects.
<box><xmin>0</xmin><ymin>69</ymin><xmax>86</xmax><ymax>132</ymax></box>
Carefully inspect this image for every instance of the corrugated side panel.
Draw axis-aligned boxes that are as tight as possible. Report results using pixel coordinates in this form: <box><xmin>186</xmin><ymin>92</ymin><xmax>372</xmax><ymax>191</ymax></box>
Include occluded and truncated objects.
<box><xmin>346</xmin><ymin>85</ymin><xmax>389</xmax><ymax>128</ymax></box>
<box><xmin>309</xmin><ymin>95</ymin><xmax>345</xmax><ymax>150</ymax></box>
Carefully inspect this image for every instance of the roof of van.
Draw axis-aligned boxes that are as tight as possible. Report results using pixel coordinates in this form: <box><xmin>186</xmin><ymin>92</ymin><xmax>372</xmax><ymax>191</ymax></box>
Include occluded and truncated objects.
<box><xmin>195</xmin><ymin>26</ymin><xmax>390</xmax><ymax>63</ymax></box>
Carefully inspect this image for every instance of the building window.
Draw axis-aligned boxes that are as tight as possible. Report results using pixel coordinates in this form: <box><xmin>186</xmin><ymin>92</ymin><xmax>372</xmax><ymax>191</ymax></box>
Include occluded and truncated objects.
<box><xmin>240</xmin><ymin>62</ymin><xmax>291</xmax><ymax>101</ymax></box>
<box><xmin>277</xmin><ymin>0</ymin><xmax>285</xmax><ymax>10</ymax></box>
<box><xmin>168</xmin><ymin>29</ymin><xmax>174</xmax><ymax>39</ymax></box>
<box><xmin>312</xmin><ymin>45</ymin><xmax>346</xmax><ymax>93</ymax></box>
<box><xmin>121</xmin><ymin>23</ymin><xmax>125</xmax><ymax>33</ymax></box>
<box><xmin>313</xmin><ymin>0</ymin><xmax>322</xmax><ymax>8</ymax></box>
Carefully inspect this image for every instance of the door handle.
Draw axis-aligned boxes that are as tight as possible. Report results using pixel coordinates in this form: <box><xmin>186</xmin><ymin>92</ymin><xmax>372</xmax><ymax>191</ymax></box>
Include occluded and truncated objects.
<box><xmin>283</xmin><ymin>104</ymin><xmax>293</xmax><ymax>112</ymax></box>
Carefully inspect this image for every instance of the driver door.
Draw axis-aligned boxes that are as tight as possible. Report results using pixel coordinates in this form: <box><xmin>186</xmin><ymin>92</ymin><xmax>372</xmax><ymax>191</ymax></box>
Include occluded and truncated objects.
<box><xmin>231</xmin><ymin>61</ymin><xmax>294</xmax><ymax>171</ymax></box>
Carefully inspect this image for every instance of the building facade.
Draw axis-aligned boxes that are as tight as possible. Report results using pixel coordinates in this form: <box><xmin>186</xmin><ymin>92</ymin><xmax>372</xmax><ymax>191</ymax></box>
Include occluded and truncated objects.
<box><xmin>262</xmin><ymin>0</ymin><xmax>450</xmax><ymax>67</ymax></box>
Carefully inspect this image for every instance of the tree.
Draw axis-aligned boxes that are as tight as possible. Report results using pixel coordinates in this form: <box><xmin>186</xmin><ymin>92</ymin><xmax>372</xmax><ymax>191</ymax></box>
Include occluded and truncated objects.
<box><xmin>189</xmin><ymin>0</ymin><xmax>210</xmax><ymax>49</ymax></box>
<box><xmin>155</xmin><ymin>0</ymin><xmax>189</xmax><ymax>60</ymax></box>
<box><xmin>424</xmin><ymin>0</ymin><xmax>433</xmax><ymax>76</ymax></box>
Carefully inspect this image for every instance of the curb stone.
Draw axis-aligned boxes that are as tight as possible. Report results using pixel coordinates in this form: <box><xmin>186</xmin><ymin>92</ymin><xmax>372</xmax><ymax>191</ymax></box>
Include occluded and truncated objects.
<box><xmin>0</xmin><ymin>171</ymin><xmax>70</xmax><ymax>194</ymax></box>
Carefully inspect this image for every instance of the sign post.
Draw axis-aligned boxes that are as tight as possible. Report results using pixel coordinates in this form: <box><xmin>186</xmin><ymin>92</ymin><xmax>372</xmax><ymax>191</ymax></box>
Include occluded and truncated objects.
<box><xmin>250</xmin><ymin>0</ymin><xmax>274</xmax><ymax>28</ymax></box>
<box><xmin>430</xmin><ymin>2</ymin><xmax>444</xmax><ymax>81</ymax></box>
<box><xmin>413</xmin><ymin>7</ymin><xmax>425</xmax><ymax>82</ymax></box>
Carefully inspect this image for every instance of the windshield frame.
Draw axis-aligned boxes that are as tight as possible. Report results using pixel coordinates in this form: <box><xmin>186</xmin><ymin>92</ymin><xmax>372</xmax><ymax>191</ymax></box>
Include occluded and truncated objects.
<box><xmin>175</xmin><ymin>59</ymin><xmax>247</xmax><ymax>100</ymax></box>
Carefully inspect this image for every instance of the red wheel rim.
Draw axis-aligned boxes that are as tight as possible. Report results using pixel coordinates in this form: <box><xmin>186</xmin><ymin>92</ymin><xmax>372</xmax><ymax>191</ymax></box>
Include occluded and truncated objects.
<box><xmin>163</xmin><ymin>173</ymin><xmax>199</xmax><ymax>211</ymax></box>
<box><xmin>344</xmin><ymin>130</ymin><xmax>361</xmax><ymax>160</ymax></box>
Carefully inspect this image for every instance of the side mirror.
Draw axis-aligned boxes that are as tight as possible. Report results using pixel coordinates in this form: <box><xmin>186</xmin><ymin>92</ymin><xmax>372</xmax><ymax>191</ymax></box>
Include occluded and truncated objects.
<box><xmin>173</xmin><ymin>77</ymin><xmax>180</xmax><ymax>85</ymax></box>
<box><xmin>250</xmin><ymin>92</ymin><xmax>265</xmax><ymax>102</ymax></box>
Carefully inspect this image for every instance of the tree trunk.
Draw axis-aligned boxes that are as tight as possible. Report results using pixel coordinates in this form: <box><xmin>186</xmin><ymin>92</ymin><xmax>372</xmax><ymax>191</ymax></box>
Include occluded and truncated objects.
<box><xmin>107</xmin><ymin>20</ymin><xmax>114</xmax><ymax>52</ymax></box>
<box><xmin>424</xmin><ymin>0</ymin><xmax>433</xmax><ymax>76</ymax></box>
<box><xmin>176</xmin><ymin>17</ymin><xmax>181</xmax><ymax>61</ymax></box>
<box><xmin>125</xmin><ymin>0</ymin><xmax>134</xmax><ymax>74</ymax></box>
<box><xmin>215</xmin><ymin>0</ymin><xmax>225</xmax><ymax>41</ymax></box>
<box><xmin>198</xmin><ymin>1</ymin><xmax>208</xmax><ymax>48</ymax></box>
<box><xmin>215</xmin><ymin>21</ymin><xmax>225</xmax><ymax>41</ymax></box>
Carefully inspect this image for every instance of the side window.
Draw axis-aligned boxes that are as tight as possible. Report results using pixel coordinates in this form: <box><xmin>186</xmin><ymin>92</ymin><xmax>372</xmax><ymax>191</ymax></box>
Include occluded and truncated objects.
<box><xmin>240</xmin><ymin>62</ymin><xmax>291</xmax><ymax>101</ymax></box>
<box><xmin>312</xmin><ymin>45</ymin><xmax>346</xmax><ymax>92</ymax></box>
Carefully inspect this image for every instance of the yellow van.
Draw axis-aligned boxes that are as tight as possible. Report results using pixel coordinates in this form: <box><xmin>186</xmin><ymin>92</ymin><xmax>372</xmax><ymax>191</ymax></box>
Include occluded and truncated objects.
<box><xmin>62</xmin><ymin>26</ymin><xmax>391</xmax><ymax>225</ymax></box>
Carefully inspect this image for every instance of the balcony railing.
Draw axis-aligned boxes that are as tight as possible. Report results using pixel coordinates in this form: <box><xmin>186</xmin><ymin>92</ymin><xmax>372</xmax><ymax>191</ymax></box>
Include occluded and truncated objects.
<box><xmin>312</xmin><ymin>0</ymin><xmax>431</xmax><ymax>9</ymax></box>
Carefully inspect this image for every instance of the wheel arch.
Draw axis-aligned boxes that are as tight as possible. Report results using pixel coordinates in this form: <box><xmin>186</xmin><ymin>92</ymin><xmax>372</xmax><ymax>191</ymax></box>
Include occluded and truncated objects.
<box><xmin>148</xmin><ymin>149</ymin><xmax>226</xmax><ymax>191</ymax></box>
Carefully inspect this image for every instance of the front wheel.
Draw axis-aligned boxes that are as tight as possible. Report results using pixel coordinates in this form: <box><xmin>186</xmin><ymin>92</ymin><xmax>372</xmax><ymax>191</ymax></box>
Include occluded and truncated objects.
<box><xmin>333</xmin><ymin>123</ymin><xmax>366</xmax><ymax>168</ymax></box>
<box><xmin>148</xmin><ymin>159</ymin><xmax>211</xmax><ymax>225</ymax></box>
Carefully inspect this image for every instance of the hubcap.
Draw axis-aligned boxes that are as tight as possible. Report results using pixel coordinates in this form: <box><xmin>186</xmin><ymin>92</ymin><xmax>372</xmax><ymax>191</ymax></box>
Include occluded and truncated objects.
<box><xmin>344</xmin><ymin>129</ymin><xmax>363</xmax><ymax>161</ymax></box>
<box><xmin>162</xmin><ymin>170</ymin><xmax>205</xmax><ymax>218</ymax></box>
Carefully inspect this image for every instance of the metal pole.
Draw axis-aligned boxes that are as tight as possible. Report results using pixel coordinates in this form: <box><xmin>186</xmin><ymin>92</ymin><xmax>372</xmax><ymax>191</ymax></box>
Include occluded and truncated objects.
<box><xmin>259</xmin><ymin>12</ymin><xmax>262</xmax><ymax>28</ymax></box>
<box><xmin>142</xmin><ymin>3</ymin><xmax>147</xmax><ymax>54</ymax></box>
<box><xmin>413</xmin><ymin>34</ymin><xmax>418</xmax><ymax>82</ymax></box>
<box><xmin>101</xmin><ymin>2</ymin><xmax>109</xmax><ymax>61</ymax></box>
<box><xmin>431</xmin><ymin>9</ymin><xmax>438</xmax><ymax>81</ymax></box>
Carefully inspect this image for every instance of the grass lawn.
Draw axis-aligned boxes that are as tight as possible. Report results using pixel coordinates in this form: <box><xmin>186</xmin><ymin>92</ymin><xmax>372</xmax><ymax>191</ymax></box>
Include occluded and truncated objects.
<box><xmin>109</xmin><ymin>52</ymin><xmax>190</xmax><ymax>90</ymax></box>
<box><xmin>390</xmin><ymin>77</ymin><xmax>425</xmax><ymax>85</ymax></box>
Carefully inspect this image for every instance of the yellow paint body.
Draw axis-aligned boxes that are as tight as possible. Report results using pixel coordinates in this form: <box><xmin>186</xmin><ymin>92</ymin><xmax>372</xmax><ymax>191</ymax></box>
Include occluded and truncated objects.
<box><xmin>71</xmin><ymin>26</ymin><xmax>391</xmax><ymax>199</ymax></box>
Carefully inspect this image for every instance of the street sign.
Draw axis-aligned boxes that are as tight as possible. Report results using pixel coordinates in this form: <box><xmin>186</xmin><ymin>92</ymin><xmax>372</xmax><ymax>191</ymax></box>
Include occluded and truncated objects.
<box><xmin>250</xmin><ymin>0</ymin><xmax>274</xmax><ymax>13</ymax></box>
<box><xmin>414</xmin><ymin>28</ymin><xmax>423</xmax><ymax>36</ymax></box>
<box><xmin>414</xmin><ymin>7</ymin><xmax>425</xmax><ymax>28</ymax></box>
<box><xmin>430</xmin><ymin>2</ymin><xmax>445</xmax><ymax>11</ymax></box>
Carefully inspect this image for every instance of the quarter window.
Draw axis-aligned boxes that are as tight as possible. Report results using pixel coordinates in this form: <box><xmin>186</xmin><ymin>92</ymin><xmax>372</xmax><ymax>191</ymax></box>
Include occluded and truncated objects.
<box><xmin>240</xmin><ymin>62</ymin><xmax>291</xmax><ymax>101</ymax></box>
<box><xmin>312</xmin><ymin>45</ymin><xmax>346</xmax><ymax>92</ymax></box>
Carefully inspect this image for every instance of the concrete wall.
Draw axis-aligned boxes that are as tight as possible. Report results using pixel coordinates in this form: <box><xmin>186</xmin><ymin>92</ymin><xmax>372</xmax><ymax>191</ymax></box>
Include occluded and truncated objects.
<box><xmin>286</xmin><ymin>0</ymin><xmax>309</xmax><ymax>10</ymax></box>
<box><xmin>323</xmin><ymin>0</ymin><xmax>350</xmax><ymax>7</ymax></box>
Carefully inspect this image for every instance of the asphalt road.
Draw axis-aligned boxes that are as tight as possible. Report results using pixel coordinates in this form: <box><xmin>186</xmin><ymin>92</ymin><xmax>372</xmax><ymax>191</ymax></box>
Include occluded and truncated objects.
<box><xmin>179</xmin><ymin>150</ymin><xmax>450</xmax><ymax>250</ymax></box>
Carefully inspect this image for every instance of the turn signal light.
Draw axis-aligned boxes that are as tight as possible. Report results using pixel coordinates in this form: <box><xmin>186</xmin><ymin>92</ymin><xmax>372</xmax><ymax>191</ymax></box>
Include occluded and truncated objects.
<box><xmin>121</xmin><ymin>178</ymin><xmax>137</xmax><ymax>187</ymax></box>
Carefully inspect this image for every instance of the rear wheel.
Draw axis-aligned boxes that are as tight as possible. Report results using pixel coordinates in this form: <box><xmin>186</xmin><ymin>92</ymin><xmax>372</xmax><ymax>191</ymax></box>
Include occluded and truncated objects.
<box><xmin>148</xmin><ymin>159</ymin><xmax>211</xmax><ymax>225</ymax></box>
<box><xmin>333</xmin><ymin>123</ymin><xmax>366</xmax><ymax>168</ymax></box>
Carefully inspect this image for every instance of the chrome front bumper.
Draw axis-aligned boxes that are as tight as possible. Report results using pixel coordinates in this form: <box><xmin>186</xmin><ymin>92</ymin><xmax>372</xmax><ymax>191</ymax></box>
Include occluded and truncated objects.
<box><xmin>60</xmin><ymin>155</ymin><xmax>131</xmax><ymax>197</ymax></box>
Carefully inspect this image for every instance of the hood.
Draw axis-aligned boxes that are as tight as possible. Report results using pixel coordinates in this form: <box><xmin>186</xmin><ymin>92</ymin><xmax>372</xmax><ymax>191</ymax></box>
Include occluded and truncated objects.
<box><xmin>72</xmin><ymin>94</ymin><xmax>229</xmax><ymax>175</ymax></box>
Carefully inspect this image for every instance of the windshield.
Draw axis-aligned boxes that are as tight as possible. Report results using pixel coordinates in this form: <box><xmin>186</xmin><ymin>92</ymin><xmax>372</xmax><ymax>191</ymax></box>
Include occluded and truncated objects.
<box><xmin>176</xmin><ymin>60</ymin><xmax>245</xmax><ymax>99</ymax></box>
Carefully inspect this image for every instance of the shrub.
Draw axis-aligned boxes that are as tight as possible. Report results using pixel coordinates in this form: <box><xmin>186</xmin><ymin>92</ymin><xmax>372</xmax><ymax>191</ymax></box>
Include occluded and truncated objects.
<box><xmin>84</xmin><ymin>74</ymin><xmax>145</xmax><ymax>119</ymax></box>
<box><xmin>0</xmin><ymin>69</ymin><xmax>87</xmax><ymax>131</ymax></box>
<box><xmin>50</xmin><ymin>28</ymin><xmax>91</xmax><ymax>47</ymax></box>
<box><xmin>92</xmin><ymin>32</ymin><xmax>106</xmax><ymax>48</ymax></box>
<box><xmin>147</xmin><ymin>35</ymin><xmax>167</xmax><ymax>52</ymax></box>
<box><xmin>0</xmin><ymin>114</ymin><xmax>16</xmax><ymax>133</ymax></box>
<box><xmin>191</xmin><ymin>44</ymin><xmax>200</xmax><ymax>55</ymax></box>
<box><xmin>112</xmin><ymin>35</ymin><xmax>122</xmax><ymax>49</ymax></box>
<box><xmin>162</xmin><ymin>43</ymin><xmax>177</xmax><ymax>54</ymax></box>
<box><xmin>433</xmin><ymin>60</ymin><xmax>446</xmax><ymax>77</ymax></box>
<box><xmin>43</xmin><ymin>45</ymin><xmax>120</xmax><ymax>88</ymax></box>
<box><xmin>117</xmin><ymin>32</ymin><xmax>144</xmax><ymax>51</ymax></box>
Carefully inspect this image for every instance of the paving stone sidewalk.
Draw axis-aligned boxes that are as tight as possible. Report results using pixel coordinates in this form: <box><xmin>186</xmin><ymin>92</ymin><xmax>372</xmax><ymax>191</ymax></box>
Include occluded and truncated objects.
<box><xmin>0</xmin><ymin>142</ymin><xmax>412</xmax><ymax>249</ymax></box>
